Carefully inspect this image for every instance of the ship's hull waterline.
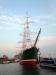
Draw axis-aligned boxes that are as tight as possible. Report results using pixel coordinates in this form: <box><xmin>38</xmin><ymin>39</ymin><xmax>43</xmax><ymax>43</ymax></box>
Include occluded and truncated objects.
<box><xmin>20</xmin><ymin>59</ymin><xmax>39</xmax><ymax>65</ymax></box>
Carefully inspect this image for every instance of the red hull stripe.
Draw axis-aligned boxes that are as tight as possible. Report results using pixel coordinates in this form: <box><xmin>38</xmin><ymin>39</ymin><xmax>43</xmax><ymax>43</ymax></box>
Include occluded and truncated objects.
<box><xmin>20</xmin><ymin>59</ymin><xmax>38</xmax><ymax>65</ymax></box>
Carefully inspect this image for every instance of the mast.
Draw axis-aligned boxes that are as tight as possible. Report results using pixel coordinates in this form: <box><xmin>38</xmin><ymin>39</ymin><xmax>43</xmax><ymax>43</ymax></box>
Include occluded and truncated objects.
<box><xmin>34</xmin><ymin>28</ymin><xmax>41</xmax><ymax>47</ymax></box>
<box><xmin>22</xmin><ymin>15</ymin><xmax>31</xmax><ymax>50</ymax></box>
<box><xmin>22</xmin><ymin>15</ymin><xmax>41</xmax><ymax>50</ymax></box>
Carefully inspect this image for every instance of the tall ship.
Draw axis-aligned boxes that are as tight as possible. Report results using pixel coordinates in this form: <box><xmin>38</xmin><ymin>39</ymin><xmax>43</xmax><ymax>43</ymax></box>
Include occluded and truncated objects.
<box><xmin>19</xmin><ymin>15</ymin><xmax>41</xmax><ymax>66</ymax></box>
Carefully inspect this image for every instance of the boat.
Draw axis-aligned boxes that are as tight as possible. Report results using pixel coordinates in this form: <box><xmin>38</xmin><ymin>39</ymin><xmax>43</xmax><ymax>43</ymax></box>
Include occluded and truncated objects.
<box><xmin>40</xmin><ymin>58</ymin><xmax>56</xmax><ymax>69</ymax></box>
<box><xmin>19</xmin><ymin>16</ymin><xmax>41</xmax><ymax>66</ymax></box>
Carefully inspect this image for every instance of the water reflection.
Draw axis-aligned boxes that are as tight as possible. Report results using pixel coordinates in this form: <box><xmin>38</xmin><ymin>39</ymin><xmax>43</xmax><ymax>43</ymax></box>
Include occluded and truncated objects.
<box><xmin>21</xmin><ymin>65</ymin><xmax>40</xmax><ymax>75</ymax></box>
<box><xmin>0</xmin><ymin>63</ymin><xmax>56</xmax><ymax>75</ymax></box>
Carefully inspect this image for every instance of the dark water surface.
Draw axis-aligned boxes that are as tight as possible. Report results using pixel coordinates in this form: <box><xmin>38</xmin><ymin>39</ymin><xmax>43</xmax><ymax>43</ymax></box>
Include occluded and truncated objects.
<box><xmin>0</xmin><ymin>63</ymin><xmax>56</xmax><ymax>75</ymax></box>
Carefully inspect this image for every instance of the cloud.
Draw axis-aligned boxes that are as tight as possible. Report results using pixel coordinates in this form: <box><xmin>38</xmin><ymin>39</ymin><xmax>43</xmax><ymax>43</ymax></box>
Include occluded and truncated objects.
<box><xmin>31</xmin><ymin>14</ymin><xmax>56</xmax><ymax>27</ymax></box>
<box><xmin>0</xmin><ymin>42</ymin><xmax>17</xmax><ymax>50</ymax></box>
<box><xmin>39</xmin><ymin>36</ymin><xmax>56</xmax><ymax>47</ymax></box>
<box><xmin>38</xmin><ymin>36</ymin><xmax>56</xmax><ymax>58</ymax></box>
<box><xmin>0</xmin><ymin>5</ymin><xmax>56</xmax><ymax>30</ymax></box>
<box><xmin>0</xmin><ymin>15</ymin><xmax>21</xmax><ymax>25</ymax></box>
<box><xmin>0</xmin><ymin>15</ymin><xmax>23</xmax><ymax>30</ymax></box>
<box><xmin>0</xmin><ymin>6</ymin><xmax>22</xmax><ymax>30</ymax></box>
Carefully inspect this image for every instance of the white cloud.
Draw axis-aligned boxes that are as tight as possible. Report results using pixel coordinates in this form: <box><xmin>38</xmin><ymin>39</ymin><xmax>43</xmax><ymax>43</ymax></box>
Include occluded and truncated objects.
<box><xmin>0</xmin><ymin>15</ymin><xmax>22</xmax><ymax>30</ymax></box>
<box><xmin>0</xmin><ymin>42</ymin><xmax>17</xmax><ymax>50</ymax></box>
<box><xmin>37</xmin><ymin>36</ymin><xmax>56</xmax><ymax>58</ymax></box>
<box><xmin>0</xmin><ymin>6</ymin><xmax>56</xmax><ymax>31</ymax></box>
<box><xmin>0</xmin><ymin>15</ymin><xmax>21</xmax><ymax>25</ymax></box>
<box><xmin>39</xmin><ymin>36</ymin><xmax>56</xmax><ymax>47</ymax></box>
<box><xmin>0</xmin><ymin>6</ymin><xmax>22</xmax><ymax>29</ymax></box>
<box><xmin>31</xmin><ymin>14</ymin><xmax>56</xmax><ymax>27</ymax></box>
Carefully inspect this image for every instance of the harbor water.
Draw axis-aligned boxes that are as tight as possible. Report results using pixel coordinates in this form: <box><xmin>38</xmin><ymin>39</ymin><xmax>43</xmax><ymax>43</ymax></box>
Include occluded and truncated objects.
<box><xmin>0</xmin><ymin>63</ymin><xmax>56</xmax><ymax>75</ymax></box>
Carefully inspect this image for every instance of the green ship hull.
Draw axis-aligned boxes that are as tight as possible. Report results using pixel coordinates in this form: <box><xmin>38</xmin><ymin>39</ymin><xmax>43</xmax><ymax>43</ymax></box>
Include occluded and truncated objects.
<box><xmin>20</xmin><ymin>47</ymin><xmax>39</xmax><ymax>65</ymax></box>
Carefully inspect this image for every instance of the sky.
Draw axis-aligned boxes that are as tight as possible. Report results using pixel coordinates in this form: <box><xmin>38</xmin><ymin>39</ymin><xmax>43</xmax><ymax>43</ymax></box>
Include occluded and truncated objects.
<box><xmin>0</xmin><ymin>0</ymin><xmax>56</xmax><ymax>58</ymax></box>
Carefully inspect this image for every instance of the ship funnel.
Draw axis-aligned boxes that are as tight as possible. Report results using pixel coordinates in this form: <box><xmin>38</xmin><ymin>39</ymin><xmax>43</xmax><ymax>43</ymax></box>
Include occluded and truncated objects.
<box><xmin>34</xmin><ymin>28</ymin><xmax>41</xmax><ymax>47</ymax></box>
